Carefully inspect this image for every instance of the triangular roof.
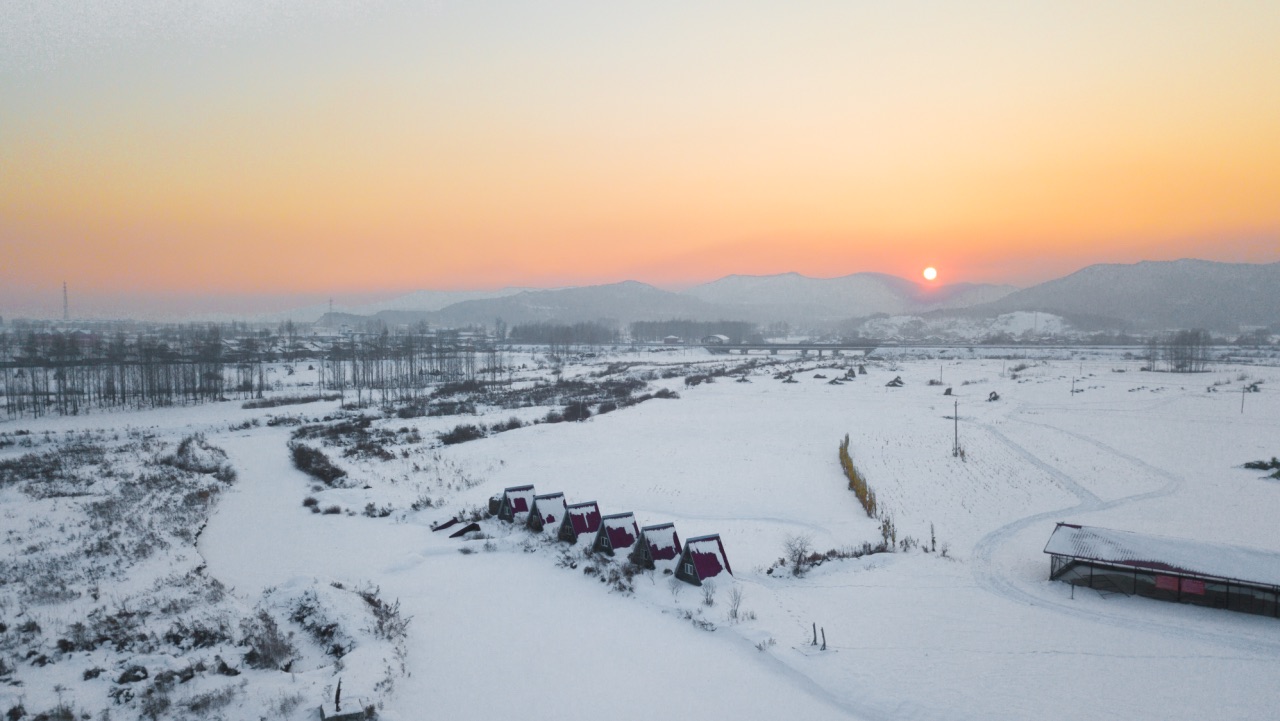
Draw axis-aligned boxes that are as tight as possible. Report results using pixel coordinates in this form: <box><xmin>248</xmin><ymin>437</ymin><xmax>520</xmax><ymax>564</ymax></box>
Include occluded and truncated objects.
<box><xmin>530</xmin><ymin>492</ymin><xmax>567</xmax><ymax>527</ymax></box>
<box><xmin>639</xmin><ymin>523</ymin><xmax>682</xmax><ymax>567</ymax></box>
<box><xmin>677</xmin><ymin>534</ymin><xmax>733</xmax><ymax>584</ymax></box>
<box><xmin>498</xmin><ymin>485</ymin><xmax>536</xmax><ymax>521</ymax></box>
<box><xmin>594</xmin><ymin>512</ymin><xmax>640</xmax><ymax>554</ymax></box>
<box><xmin>559</xmin><ymin>501</ymin><xmax>602</xmax><ymax>542</ymax></box>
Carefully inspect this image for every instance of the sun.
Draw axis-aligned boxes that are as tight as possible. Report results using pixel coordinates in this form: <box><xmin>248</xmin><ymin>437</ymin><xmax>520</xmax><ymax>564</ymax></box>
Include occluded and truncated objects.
<box><xmin>923</xmin><ymin>266</ymin><xmax>938</xmax><ymax>281</ymax></box>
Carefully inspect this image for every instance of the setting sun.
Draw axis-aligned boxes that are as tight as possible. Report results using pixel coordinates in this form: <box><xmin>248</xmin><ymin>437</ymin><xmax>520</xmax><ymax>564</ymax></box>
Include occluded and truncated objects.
<box><xmin>923</xmin><ymin>267</ymin><xmax>938</xmax><ymax>281</ymax></box>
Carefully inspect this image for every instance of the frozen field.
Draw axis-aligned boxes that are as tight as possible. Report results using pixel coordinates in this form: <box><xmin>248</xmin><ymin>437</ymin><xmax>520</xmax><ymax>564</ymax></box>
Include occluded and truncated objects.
<box><xmin>3</xmin><ymin>350</ymin><xmax>1280</xmax><ymax>720</ymax></box>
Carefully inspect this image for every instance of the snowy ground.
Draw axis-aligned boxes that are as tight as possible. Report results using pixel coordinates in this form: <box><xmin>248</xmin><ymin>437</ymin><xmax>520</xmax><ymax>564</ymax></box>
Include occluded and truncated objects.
<box><xmin>4</xmin><ymin>349</ymin><xmax>1280</xmax><ymax>720</ymax></box>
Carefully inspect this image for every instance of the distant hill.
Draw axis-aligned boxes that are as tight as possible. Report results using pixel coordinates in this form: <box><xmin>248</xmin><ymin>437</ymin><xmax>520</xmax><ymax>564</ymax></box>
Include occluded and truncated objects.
<box><xmin>685</xmin><ymin>272</ymin><xmax>1016</xmax><ymax>321</ymax></box>
<box><xmin>425</xmin><ymin>281</ymin><xmax>740</xmax><ymax>327</ymax></box>
<box><xmin>972</xmin><ymin>259</ymin><xmax>1280</xmax><ymax>331</ymax></box>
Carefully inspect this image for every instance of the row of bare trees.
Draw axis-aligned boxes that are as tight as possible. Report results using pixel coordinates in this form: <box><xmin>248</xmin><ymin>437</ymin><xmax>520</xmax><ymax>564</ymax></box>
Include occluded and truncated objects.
<box><xmin>1145</xmin><ymin>329</ymin><xmax>1212</xmax><ymax>373</ymax></box>
<box><xmin>1</xmin><ymin>323</ymin><xmax>498</xmax><ymax>418</ymax></box>
<box><xmin>316</xmin><ymin>329</ymin><xmax>486</xmax><ymax>406</ymax></box>
<box><xmin>0</xmin><ymin>326</ymin><xmax>258</xmax><ymax>418</ymax></box>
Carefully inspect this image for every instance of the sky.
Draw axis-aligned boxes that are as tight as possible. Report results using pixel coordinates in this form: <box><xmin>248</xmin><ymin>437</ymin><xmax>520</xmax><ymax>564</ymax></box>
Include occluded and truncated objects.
<box><xmin>2</xmin><ymin>1</ymin><xmax>1278</xmax><ymax>319</ymax></box>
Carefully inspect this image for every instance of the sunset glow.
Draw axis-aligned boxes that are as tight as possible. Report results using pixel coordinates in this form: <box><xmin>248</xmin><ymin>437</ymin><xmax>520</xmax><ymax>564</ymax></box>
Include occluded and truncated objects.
<box><xmin>2</xmin><ymin>2</ymin><xmax>1279</xmax><ymax>318</ymax></box>
<box><xmin>923</xmin><ymin>268</ymin><xmax>938</xmax><ymax>282</ymax></box>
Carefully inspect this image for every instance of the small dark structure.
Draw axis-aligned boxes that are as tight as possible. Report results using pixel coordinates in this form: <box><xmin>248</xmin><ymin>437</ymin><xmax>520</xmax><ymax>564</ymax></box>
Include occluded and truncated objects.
<box><xmin>527</xmin><ymin>492</ymin><xmax>567</xmax><ymax>533</ymax></box>
<box><xmin>497</xmin><ymin>485</ymin><xmax>536</xmax><ymax>523</ymax></box>
<box><xmin>448</xmin><ymin>522</ymin><xmax>481</xmax><ymax>539</ymax></box>
<box><xmin>675</xmin><ymin>534</ymin><xmax>733</xmax><ymax>586</ymax></box>
<box><xmin>1045</xmin><ymin>522</ymin><xmax>1280</xmax><ymax>618</ymax></box>
<box><xmin>885</xmin><ymin>376</ymin><xmax>904</xmax><ymax>387</ymax></box>
<box><xmin>431</xmin><ymin>517</ymin><xmax>462</xmax><ymax>533</ymax></box>
<box><xmin>557</xmin><ymin>501</ymin><xmax>602</xmax><ymax>544</ymax></box>
<box><xmin>592</xmin><ymin>512</ymin><xmax>640</xmax><ymax>556</ymax></box>
<box><xmin>631</xmin><ymin>522</ymin><xmax>682</xmax><ymax>571</ymax></box>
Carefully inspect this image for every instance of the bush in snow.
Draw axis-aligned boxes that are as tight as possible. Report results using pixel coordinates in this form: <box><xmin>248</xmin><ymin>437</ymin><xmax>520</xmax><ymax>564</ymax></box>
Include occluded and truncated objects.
<box><xmin>838</xmin><ymin>434</ymin><xmax>877</xmax><ymax>518</ymax></box>
<box><xmin>439</xmin><ymin>423</ymin><xmax>486</xmax><ymax>445</ymax></box>
<box><xmin>562</xmin><ymin>400</ymin><xmax>592</xmax><ymax>422</ymax></box>
<box><xmin>784</xmin><ymin>534</ymin><xmax>815</xmax><ymax>576</ymax></box>
<box><xmin>240</xmin><ymin>610</ymin><xmax>296</xmax><ymax>670</ymax></box>
<box><xmin>289</xmin><ymin>442</ymin><xmax>347</xmax><ymax>486</ymax></box>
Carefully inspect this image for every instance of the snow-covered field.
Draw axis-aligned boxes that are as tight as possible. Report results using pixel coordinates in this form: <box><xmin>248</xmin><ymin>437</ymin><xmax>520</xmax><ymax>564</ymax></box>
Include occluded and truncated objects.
<box><xmin>3</xmin><ymin>349</ymin><xmax>1280</xmax><ymax>720</ymax></box>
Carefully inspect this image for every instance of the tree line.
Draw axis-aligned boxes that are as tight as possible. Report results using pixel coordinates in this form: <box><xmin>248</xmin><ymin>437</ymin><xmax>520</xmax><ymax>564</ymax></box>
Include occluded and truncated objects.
<box><xmin>0</xmin><ymin>324</ymin><xmax>493</xmax><ymax>418</ymax></box>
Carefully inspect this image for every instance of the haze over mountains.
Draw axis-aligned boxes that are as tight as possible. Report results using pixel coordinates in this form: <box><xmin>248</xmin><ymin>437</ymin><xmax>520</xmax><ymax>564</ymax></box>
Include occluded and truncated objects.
<box><xmin>310</xmin><ymin>259</ymin><xmax>1279</xmax><ymax>333</ymax></box>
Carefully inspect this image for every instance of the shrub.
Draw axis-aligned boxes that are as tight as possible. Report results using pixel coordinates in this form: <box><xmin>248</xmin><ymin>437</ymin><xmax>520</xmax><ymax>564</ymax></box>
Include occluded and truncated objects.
<box><xmin>359</xmin><ymin>586</ymin><xmax>412</xmax><ymax>643</ymax></box>
<box><xmin>439</xmin><ymin>424</ymin><xmax>486</xmax><ymax>445</ymax></box>
<box><xmin>302</xmin><ymin>496</ymin><xmax>319</xmax><ymax>508</ymax></box>
<box><xmin>289</xmin><ymin>443</ymin><xmax>347</xmax><ymax>486</ymax></box>
<box><xmin>240</xmin><ymin>610</ymin><xmax>295</xmax><ymax>670</ymax></box>
<box><xmin>839</xmin><ymin>434</ymin><xmax>877</xmax><ymax>518</ymax></box>
<box><xmin>323</xmin><ymin>505</ymin><xmax>342</xmax><ymax>515</ymax></box>
<box><xmin>562</xmin><ymin>401</ymin><xmax>592</xmax><ymax>422</ymax></box>
<box><xmin>490</xmin><ymin>416</ymin><xmax>524</xmax><ymax>433</ymax></box>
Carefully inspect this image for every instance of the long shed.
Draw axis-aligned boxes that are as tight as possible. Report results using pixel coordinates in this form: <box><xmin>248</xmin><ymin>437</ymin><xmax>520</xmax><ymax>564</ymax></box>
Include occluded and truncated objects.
<box><xmin>1045</xmin><ymin>522</ymin><xmax>1280</xmax><ymax>617</ymax></box>
<box><xmin>675</xmin><ymin>534</ymin><xmax>733</xmax><ymax>586</ymax></box>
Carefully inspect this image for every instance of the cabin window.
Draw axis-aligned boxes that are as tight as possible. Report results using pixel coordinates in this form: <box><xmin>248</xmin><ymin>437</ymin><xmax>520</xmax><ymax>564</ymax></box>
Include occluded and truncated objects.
<box><xmin>683</xmin><ymin>563</ymin><xmax>694</xmax><ymax>576</ymax></box>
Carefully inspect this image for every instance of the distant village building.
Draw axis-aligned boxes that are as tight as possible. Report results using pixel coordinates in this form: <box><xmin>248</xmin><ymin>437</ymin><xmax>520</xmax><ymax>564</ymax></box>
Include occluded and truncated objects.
<box><xmin>1045</xmin><ymin>522</ymin><xmax>1280</xmax><ymax>618</ymax></box>
<box><xmin>663</xmin><ymin>335</ymin><xmax>682</xmax><ymax>345</ymax></box>
<box><xmin>675</xmin><ymin>534</ymin><xmax>733</xmax><ymax>586</ymax></box>
<box><xmin>557</xmin><ymin>501</ymin><xmax>602</xmax><ymax>544</ymax></box>
<box><xmin>591</xmin><ymin>512</ymin><xmax>640</xmax><ymax>556</ymax></box>
<box><xmin>701</xmin><ymin>334</ymin><xmax>730</xmax><ymax>346</ymax></box>
<box><xmin>496</xmin><ymin>485</ymin><xmax>536</xmax><ymax>523</ymax></box>
<box><xmin>527</xmin><ymin>492</ymin><xmax>566</xmax><ymax>533</ymax></box>
<box><xmin>631</xmin><ymin>523</ymin><xmax>682</xmax><ymax>571</ymax></box>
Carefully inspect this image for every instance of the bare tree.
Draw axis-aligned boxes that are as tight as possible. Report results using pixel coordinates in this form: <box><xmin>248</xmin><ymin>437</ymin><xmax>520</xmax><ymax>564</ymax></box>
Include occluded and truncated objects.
<box><xmin>784</xmin><ymin>533</ymin><xmax>814</xmax><ymax>576</ymax></box>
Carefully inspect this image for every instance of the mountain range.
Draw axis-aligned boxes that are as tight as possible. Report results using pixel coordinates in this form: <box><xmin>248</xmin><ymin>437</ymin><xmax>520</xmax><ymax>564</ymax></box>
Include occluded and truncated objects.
<box><xmin>309</xmin><ymin>259</ymin><xmax>1280</xmax><ymax>333</ymax></box>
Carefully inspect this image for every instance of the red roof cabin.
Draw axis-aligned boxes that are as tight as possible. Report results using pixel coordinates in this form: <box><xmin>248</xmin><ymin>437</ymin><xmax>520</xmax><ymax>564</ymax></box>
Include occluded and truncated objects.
<box><xmin>631</xmin><ymin>522</ymin><xmax>682</xmax><ymax>571</ymax></box>
<box><xmin>592</xmin><ymin>512</ymin><xmax>640</xmax><ymax>556</ymax></box>
<box><xmin>497</xmin><ymin>484</ymin><xmax>536</xmax><ymax>523</ymax></box>
<box><xmin>675</xmin><ymin>534</ymin><xmax>733</xmax><ymax>586</ymax></box>
<box><xmin>527</xmin><ymin>492</ymin><xmax>567</xmax><ymax>533</ymax></box>
<box><xmin>557</xmin><ymin>501</ymin><xmax>602</xmax><ymax>544</ymax></box>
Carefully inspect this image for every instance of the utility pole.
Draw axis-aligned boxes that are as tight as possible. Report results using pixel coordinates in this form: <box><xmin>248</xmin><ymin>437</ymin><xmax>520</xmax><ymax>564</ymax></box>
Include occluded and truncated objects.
<box><xmin>1242</xmin><ymin>384</ymin><xmax>1246</xmax><ymax>414</ymax></box>
<box><xmin>952</xmin><ymin>398</ymin><xmax>959</xmax><ymax>457</ymax></box>
<box><xmin>62</xmin><ymin>281</ymin><xmax>69</xmax><ymax>322</ymax></box>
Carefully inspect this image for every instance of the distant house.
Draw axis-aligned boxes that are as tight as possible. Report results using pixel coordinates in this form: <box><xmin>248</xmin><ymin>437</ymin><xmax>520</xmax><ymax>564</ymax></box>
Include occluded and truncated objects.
<box><xmin>527</xmin><ymin>492</ymin><xmax>567</xmax><ymax>533</ymax></box>
<box><xmin>496</xmin><ymin>485</ymin><xmax>536</xmax><ymax>523</ymax></box>
<box><xmin>675</xmin><ymin>534</ymin><xmax>733</xmax><ymax>586</ymax></box>
<box><xmin>631</xmin><ymin>522</ymin><xmax>682</xmax><ymax>571</ymax></box>
<box><xmin>557</xmin><ymin>501</ymin><xmax>602</xmax><ymax>544</ymax></box>
<box><xmin>663</xmin><ymin>335</ymin><xmax>682</xmax><ymax>345</ymax></box>
<box><xmin>591</xmin><ymin>512</ymin><xmax>640</xmax><ymax>556</ymax></box>
<box><xmin>701</xmin><ymin>334</ymin><xmax>730</xmax><ymax>346</ymax></box>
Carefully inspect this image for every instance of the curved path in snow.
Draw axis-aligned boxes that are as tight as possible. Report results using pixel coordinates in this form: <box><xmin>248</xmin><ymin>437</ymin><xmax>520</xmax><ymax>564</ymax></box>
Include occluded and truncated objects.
<box><xmin>970</xmin><ymin>411</ymin><xmax>1280</xmax><ymax>656</ymax></box>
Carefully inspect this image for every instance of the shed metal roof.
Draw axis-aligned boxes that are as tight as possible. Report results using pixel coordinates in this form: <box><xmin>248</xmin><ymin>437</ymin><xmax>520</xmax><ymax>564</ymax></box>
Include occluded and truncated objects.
<box><xmin>1044</xmin><ymin>523</ymin><xmax>1280</xmax><ymax>588</ymax></box>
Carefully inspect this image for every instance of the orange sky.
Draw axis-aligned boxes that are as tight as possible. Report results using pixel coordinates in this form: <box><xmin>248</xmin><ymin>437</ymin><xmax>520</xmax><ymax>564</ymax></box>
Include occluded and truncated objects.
<box><xmin>2</xmin><ymin>2</ymin><xmax>1278</xmax><ymax>317</ymax></box>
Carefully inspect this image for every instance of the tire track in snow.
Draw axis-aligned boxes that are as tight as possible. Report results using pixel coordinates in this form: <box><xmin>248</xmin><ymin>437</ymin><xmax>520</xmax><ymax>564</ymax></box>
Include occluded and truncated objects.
<box><xmin>970</xmin><ymin>415</ymin><xmax>1280</xmax><ymax>656</ymax></box>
